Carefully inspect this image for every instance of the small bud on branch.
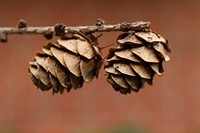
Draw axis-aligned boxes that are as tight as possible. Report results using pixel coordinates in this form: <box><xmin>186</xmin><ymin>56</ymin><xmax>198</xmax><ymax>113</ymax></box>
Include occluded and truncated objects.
<box><xmin>17</xmin><ymin>19</ymin><xmax>27</xmax><ymax>29</ymax></box>
<box><xmin>0</xmin><ymin>33</ymin><xmax>7</xmax><ymax>42</ymax></box>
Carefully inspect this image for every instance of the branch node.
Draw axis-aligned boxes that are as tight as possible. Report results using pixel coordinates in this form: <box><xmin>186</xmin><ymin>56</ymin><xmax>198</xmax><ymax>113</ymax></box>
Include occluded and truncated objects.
<box><xmin>0</xmin><ymin>33</ymin><xmax>8</xmax><ymax>43</ymax></box>
<box><xmin>17</xmin><ymin>19</ymin><xmax>27</xmax><ymax>29</ymax></box>
<box><xmin>95</xmin><ymin>18</ymin><xmax>105</xmax><ymax>26</ymax></box>
<box><xmin>43</xmin><ymin>32</ymin><xmax>53</xmax><ymax>40</ymax></box>
<box><xmin>54</xmin><ymin>23</ymin><xmax>66</xmax><ymax>37</ymax></box>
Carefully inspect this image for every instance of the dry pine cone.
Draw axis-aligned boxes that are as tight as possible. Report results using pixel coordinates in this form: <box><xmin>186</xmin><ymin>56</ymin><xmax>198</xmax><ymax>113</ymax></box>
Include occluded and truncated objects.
<box><xmin>28</xmin><ymin>34</ymin><xmax>102</xmax><ymax>94</ymax></box>
<box><xmin>105</xmin><ymin>30</ymin><xmax>171</xmax><ymax>94</ymax></box>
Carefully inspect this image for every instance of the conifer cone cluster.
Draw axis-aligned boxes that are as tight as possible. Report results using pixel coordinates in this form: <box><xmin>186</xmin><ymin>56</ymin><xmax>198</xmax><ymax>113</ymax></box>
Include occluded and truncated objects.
<box><xmin>28</xmin><ymin>34</ymin><xmax>103</xmax><ymax>94</ymax></box>
<box><xmin>105</xmin><ymin>30</ymin><xmax>171</xmax><ymax>94</ymax></box>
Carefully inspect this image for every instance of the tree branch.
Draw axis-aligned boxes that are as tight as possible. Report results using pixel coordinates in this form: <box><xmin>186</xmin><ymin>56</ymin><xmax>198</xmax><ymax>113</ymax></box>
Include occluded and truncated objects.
<box><xmin>0</xmin><ymin>20</ymin><xmax>151</xmax><ymax>42</ymax></box>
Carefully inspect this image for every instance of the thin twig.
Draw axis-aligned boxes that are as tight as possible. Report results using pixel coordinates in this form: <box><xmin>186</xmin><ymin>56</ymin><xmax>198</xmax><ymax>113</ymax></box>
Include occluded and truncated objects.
<box><xmin>0</xmin><ymin>20</ymin><xmax>151</xmax><ymax>42</ymax></box>
<box><xmin>0</xmin><ymin>21</ymin><xmax>150</xmax><ymax>35</ymax></box>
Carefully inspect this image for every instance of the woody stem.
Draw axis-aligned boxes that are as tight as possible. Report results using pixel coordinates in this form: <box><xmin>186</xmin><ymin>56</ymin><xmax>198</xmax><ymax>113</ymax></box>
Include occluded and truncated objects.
<box><xmin>0</xmin><ymin>20</ymin><xmax>151</xmax><ymax>42</ymax></box>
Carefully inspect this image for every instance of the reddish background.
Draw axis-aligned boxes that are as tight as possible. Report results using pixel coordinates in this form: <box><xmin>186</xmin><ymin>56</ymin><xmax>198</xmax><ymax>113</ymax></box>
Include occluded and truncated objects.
<box><xmin>0</xmin><ymin>0</ymin><xmax>200</xmax><ymax>133</ymax></box>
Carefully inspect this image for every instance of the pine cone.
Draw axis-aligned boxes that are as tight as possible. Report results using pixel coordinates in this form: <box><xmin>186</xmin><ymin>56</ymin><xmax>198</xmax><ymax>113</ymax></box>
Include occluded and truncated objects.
<box><xmin>105</xmin><ymin>30</ymin><xmax>171</xmax><ymax>94</ymax></box>
<box><xmin>28</xmin><ymin>34</ymin><xmax>103</xmax><ymax>94</ymax></box>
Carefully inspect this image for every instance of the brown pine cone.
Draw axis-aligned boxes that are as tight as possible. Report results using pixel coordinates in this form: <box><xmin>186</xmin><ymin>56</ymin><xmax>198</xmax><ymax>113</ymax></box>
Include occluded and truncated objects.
<box><xmin>105</xmin><ymin>30</ymin><xmax>171</xmax><ymax>94</ymax></box>
<box><xmin>28</xmin><ymin>34</ymin><xmax>103</xmax><ymax>94</ymax></box>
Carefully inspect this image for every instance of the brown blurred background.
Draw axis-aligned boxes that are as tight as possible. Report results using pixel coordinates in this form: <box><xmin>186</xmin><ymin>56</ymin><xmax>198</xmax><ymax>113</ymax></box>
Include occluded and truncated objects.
<box><xmin>0</xmin><ymin>0</ymin><xmax>200</xmax><ymax>133</ymax></box>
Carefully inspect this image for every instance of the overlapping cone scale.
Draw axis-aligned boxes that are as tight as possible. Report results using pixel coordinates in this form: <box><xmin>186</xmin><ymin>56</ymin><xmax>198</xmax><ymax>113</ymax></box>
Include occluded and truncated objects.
<box><xmin>28</xmin><ymin>34</ymin><xmax>103</xmax><ymax>94</ymax></box>
<box><xmin>105</xmin><ymin>30</ymin><xmax>171</xmax><ymax>94</ymax></box>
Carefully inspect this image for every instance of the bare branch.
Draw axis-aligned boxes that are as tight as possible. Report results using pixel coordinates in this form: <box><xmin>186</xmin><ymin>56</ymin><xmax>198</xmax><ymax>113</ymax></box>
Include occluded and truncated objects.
<box><xmin>0</xmin><ymin>21</ymin><xmax>151</xmax><ymax>35</ymax></box>
<box><xmin>0</xmin><ymin>26</ymin><xmax>54</xmax><ymax>35</ymax></box>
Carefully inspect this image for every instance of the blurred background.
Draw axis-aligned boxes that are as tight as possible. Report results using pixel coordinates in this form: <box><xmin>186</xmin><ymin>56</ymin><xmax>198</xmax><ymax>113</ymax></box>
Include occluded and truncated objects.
<box><xmin>0</xmin><ymin>0</ymin><xmax>200</xmax><ymax>133</ymax></box>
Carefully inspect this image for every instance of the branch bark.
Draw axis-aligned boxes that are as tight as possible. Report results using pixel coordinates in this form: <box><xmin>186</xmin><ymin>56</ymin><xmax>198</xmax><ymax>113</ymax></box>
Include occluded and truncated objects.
<box><xmin>0</xmin><ymin>21</ymin><xmax>150</xmax><ymax>35</ymax></box>
<box><xmin>0</xmin><ymin>20</ymin><xmax>151</xmax><ymax>42</ymax></box>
